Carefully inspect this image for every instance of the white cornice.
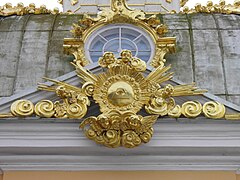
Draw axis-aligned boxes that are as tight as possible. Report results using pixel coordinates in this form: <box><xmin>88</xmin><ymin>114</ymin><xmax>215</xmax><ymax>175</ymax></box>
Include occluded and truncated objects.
<box><xmin>0</xmin><ymin>118</ymin><xmax>240</xmax><ymax>171</ymax></box>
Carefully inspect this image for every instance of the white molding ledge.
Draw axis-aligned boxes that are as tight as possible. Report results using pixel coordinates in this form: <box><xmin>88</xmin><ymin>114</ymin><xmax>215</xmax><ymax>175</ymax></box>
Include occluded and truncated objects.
<box><xmin>0</xmin><ymin>118</ymin><xmax>240</xmax><ymax>171</ymax></box>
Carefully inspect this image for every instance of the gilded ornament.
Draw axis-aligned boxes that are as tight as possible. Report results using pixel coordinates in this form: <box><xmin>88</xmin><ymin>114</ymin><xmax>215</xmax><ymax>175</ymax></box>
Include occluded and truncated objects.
<box><xmin>58</xmin><ymin>0</ymin><xmax>63</xmax><ymax>5</ymax></box>
<box><xmin>99</xmin><ymin>52</ymin><xmax>117</xmax><ymax>68</ymax></box>
<box><xmin>35</xmin><ymin>100</ymin><xmax>55</xmax><ymax>118</ymax></box>
<box><xmin>80</xmin><ymin>110</ymin><xmax>158</xmax><ymax>148</ymax></box>
<box><xmin>54</xmin><ymin>101</ymin><xmax>67</xmax><ymax>118</ymax></box>
<box><xmin>145</xmin><ymin>85</ymin><xmax>175</xmax><ymax>116</ymax></box>
<box><xmin>82</xmin><ymin>82</ymin><xmax>95</xmax><ymax>96</ymax></box>
<box><xmin>38</xmin><ymin>78</ymin><xmax>90</xmax><ymax>119</ymax></box>
<box><xmin>181</xmin><ymin>101</ymin><xmax>202</xmax><ymax>118</ymax></box>
<box><xmin>180</xmin><ymin>0</ymin><xmax>189</xmax><ymax>7</ymax></box>
<box><xmin>122</xmin><ymin>130</ymin><xmax>141</xmax><ymax>148</ymax></box>
<box><xmin>0</xmin><ymin>0</ymin><xmax>227</xmax><ymax>149</ymax></box>
<box><xmin>71</xmin><ymin>0</ymin><xmax>79</xmax><ymax>6</ymax></box>
<box><xmin>168</xmin><ymin>105</ymin><xmax>182</xmax><ymax>118</ymax></box>
<box><xmin>0</xmin><ymin>114</ymin><xmax>14</xmax><ymax>118</ymax></box>
<box><xmin>64</xmin><ymin>0</ymin><xmax>176</xmax><ymax>69</ymax></box>
<box><xmin>203</xmin><ymin>101</ymin><xmax>225</xmax><ymax>119</ymax></box>
<box><xmin>66</xmin><ymin>102</ymin><xmax>88</xmax><ymax>118</ymax></box>
<box><xmin>92</xmin><ymin>51</ymin><xmax>150</xmax><ymax>115</ymax></box>
<box><xmin>181</xmin><ymin>0</ymin><xmax>240</xmax><ymax>14</ymax></box>
<box><xmin>225</xmin><ymin>114</ymin><xmax>240</xmax><ymax>120</ymax></box>
<box><xmin>0</xmin><ymin>2</ymin><xmax>60</xmax><ymax>16</ymax></box>
<box><xmin>11</xmin><ymin>100</ymin><xmax>34</xmax><ymax>117</ymax></box>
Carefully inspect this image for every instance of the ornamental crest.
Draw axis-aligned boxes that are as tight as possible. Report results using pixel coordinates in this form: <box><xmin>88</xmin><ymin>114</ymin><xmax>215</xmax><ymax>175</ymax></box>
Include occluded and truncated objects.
<box><xmin>1</xmin><ymin>0</ymin><xmax>234</xmax><ymax>148</ymax></box>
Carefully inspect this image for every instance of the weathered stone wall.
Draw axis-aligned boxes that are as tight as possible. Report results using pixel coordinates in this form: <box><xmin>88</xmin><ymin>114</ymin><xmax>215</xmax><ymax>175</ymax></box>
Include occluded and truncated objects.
<box><xmin>0</xmin><ymin>14</ymin><xmax>240</xmax><ymax>105</ymax></box>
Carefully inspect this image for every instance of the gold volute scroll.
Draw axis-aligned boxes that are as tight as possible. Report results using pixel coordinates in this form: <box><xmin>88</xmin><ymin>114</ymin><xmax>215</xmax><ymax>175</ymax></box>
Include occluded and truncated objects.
<box><xmin>181</xmin><ymin>101</ymin><xmax>202</xmax><ymax>118</ymax></box>
<box><xmin>203</xmin><ymin>101</ymin><xmax>225</xmax><ymax>119</ymax></box>
<box><xmin>35</xmin><ymin>100</ymin><xmax>55</xmax><ymax>118</ymax></box>
<box><xmin>11</xmin><ymin>100</ymin><xmax>34</xmax><ymax>117</ymax></box>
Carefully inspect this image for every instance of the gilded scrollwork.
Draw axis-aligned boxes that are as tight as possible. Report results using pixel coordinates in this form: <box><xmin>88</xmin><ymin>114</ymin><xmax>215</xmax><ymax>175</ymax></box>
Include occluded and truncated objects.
<box><xmin>65</xmin><ymin>0</ymin><xmax>176</xmax><ymax>69</ymax></box>
<box><xmin>10</xmin><ymin>100</ymin><xmax>34</xmax><ymax>117</ymax></box>
<box><xmin>181</xmin><ymin>0</ymin><xmax>240</xmax><ymax>14</ymax></box>
<box><xmin>181</xmin><ymin>101</ymin><xmax>202</xmax><ymax>118</ymax></box>
<box><xmin>38</xmin><ymin>78</ymin><xmax>90</xmax><ymax>119</ymax></box>
<box><xmin>35</xmin><ymin>100</ymin><xmax>55</xmax><ymax>118</ymax></box>
<box><xmin>168</xmin><ymin>105</ymin><xmax>182</xmax><ymax>118</ymax></box>
<box><xmin>1</xmin><ymin>0</ymin><xmax>240</xmax><ymax>18</ymax></box>
<box><xmin>80</xmin><ymin>110</ymin><xmax>158</xmax><ymax>148</ymax></box>
<box><xmin>0</xmin><ymin>3</ymin><xmax>59</xmax><ymax>16</ymax></box>
<box><xmin>203</xmin><ymin>101</ymin><xmax>225</xmax><ymax>119</ymax></box>
<box><xmin>145</xmin><ymin>85</ymin><xmax>175</xmax><ymax>116</ymax></box>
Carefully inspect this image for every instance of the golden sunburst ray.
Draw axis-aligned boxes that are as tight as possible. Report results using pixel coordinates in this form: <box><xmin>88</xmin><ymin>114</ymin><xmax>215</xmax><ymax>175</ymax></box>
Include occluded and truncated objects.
<box><xmin>145</xmin><ymin>65</ymin><xmax>173</xmax><ymax>84</ymax></box>
<box><xmin>38</xmin><ymin>77</ymin><xmax>83</xmax><ymax>93</ymax></box>
<box><xmin>172</xmin><ymin>83</ymin><xmax>207</xmax><ymax>97</ymax></box>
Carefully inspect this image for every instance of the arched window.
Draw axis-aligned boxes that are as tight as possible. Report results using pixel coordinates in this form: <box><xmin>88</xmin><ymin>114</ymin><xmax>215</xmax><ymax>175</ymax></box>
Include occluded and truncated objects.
<box><xmin>85</xmin><ymin>24</ymin><xmax>155</xmax><ymax>63</ymax></box>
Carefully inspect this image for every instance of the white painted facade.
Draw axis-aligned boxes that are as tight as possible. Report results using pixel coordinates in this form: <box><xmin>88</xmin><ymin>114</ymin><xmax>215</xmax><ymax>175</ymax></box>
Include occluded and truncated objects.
<box><xmin>63</xmin><ymin>0</ymin><xmax>181</xmax><ymax>14</ymax></box>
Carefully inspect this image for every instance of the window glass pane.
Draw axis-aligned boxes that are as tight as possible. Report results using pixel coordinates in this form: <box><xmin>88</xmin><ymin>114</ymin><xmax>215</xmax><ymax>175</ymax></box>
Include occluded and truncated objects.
<box><xmin>103</xmin><ymin>38</ymin><xmax>120</xmax><ymax>52</ymax></box>
<box><xmin>90</xmin><ymin>51</ymin><xmax>103</xmax><ymax>62</ymax></box>
<box><xmin>121</xmin><ymin>39</ymin><xmax>136</xmax><ymax>51</ymax></box>
<box><xmin>90</xmin><ymin>39</ymin><xmax>105</xmax><ymax>51</ymax></box>
<box><xmin>137</xmin><ymin>51</ymin><xmax>151</xmax><ymax>62</ymax></box>
<box><xmin>136</xmin><ymin>38</ymin><xmax>151</xmax><ymax>51</ymax></box>
<box><xmin>100</xmin><ymin>28</ymin><xmax>119</xmax><ymax>41</ymax></box>
<box><xmin>122</xmin><ymin>28</ymin><xmax>140</xmax><ymax>40</ymax></box>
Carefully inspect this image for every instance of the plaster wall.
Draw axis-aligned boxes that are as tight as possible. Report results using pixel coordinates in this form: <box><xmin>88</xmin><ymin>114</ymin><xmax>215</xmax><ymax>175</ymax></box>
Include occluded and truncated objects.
<box><xmin>0</xmin><ymin>14</ymin><xmax>240</xmax><ymax>105</ymax></box>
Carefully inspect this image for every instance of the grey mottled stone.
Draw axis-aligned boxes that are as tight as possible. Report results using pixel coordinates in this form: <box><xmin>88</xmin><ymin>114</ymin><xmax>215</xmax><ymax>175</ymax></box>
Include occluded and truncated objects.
<box><xmin>25</xmin><ymin>15</ymin><xmax>55</xmax><ymax>31</ymax></box>
<box><xmin>0</xmin><ymin>32</ymin><xmax>23</xmax><ymax>77</ymax></box>
<box><xmin>214</xmin><ymin>14</ymin><xmax>240</xmax><ymax>29</ymax></box>
<box><xmin>162</xmin><ymin>14</ymin><xmax>189</xmax><ymax>30</ymax></box>
<box><xmin>0</xmin><ymin>16</ymin><xmax>28</xmax><ymax>32</ymax></box>
<box><xmin>54</xmin><ymin>15</ymin><xmax>82</xmax><ymax>31</ymax></box>
<box><xmin>166</xmin><ymin>30</ymin><xmax>193</xmax><ymax>83</ymax></box>
<box><xmin>217</xmin><ymin>95</ymin><xmax>227</xmax><ymax>100</ymax></box>
<box><xmin>221</xmin><ymin>30</ymin><xmax>240</xmax><ymax>94</ymax></box>
<box><xmin>0</xmin><ymin>77</ymin><xmax>14</xmax><ymax>96</ymax></box>
<box><xmin>15</xmin><ymin>32</ymin><xmax>49</xmax><ymax>92</ymax></box>
<box><xmin>193</xmin><ymin>30</ymin><xmax>225</xmax><ymax>94</ymax></box>
<box><xmin>47</xmin><ymin>31</ymin><xmax>75</xmax><ymax>78</ymax></box>
<box><xmin>191</xmin><ymin>14</ymin><xmax>217</xmax><ymax>30</ymax></box>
